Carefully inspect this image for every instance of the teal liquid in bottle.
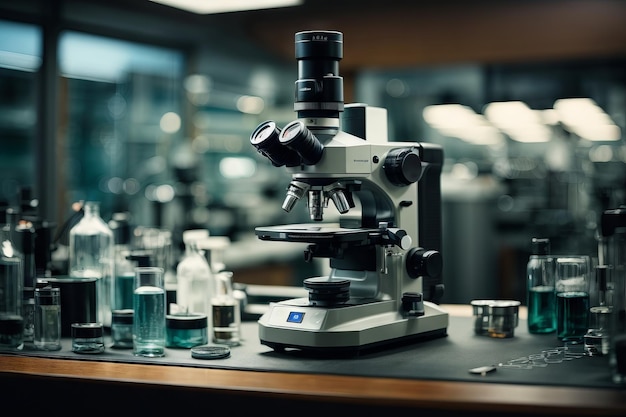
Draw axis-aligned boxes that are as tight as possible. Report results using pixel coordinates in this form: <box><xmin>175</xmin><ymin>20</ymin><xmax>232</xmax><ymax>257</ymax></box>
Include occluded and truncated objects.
<box><xmin>527</xmin><ymin>238</ymin><xmax>556</xmax><ymax>334</ymax></box>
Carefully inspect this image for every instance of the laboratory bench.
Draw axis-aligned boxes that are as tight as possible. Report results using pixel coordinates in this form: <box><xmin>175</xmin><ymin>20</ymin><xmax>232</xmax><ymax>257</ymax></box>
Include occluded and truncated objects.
<box><xmin>0</xmin><ymin>304</ymin><xmax>624</xmax><ymax>416</ymax></box>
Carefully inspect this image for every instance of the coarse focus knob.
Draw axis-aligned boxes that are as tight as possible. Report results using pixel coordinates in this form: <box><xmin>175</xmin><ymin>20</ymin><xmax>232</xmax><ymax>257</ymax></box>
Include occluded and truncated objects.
<box><xmin>406</xmin><ymin>247</ymin><xmax>442</xmax><ymax>278</ymax></box>
<box><xmin>383</xmin><ymin>148</ymin><xmax>422</xmax><ymax>186</ymax></box>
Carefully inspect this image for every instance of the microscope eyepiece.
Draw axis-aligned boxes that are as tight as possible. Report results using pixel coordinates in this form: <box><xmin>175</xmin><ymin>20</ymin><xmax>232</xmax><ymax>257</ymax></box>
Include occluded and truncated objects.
<box><xmin>279</xmin><ymin>120</ymin><xmax>324</xmax><ymax>166</ymax></box>
<box><xmin>294</xmin><ymin>30</ymin><xmax>344</xmax><ymax>119</ymax></box>
<box><xmin>250</xmin><ymin>121</ymin><xmax>301</xmax><ymax>167</ymax></box>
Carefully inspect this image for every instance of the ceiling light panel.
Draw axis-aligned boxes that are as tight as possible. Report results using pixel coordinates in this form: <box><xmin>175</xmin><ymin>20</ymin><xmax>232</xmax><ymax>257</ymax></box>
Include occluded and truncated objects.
<box><xmin>149</xmin><ymin>0</ymin><xmax>302</xmax><ymax>14</ymax></box>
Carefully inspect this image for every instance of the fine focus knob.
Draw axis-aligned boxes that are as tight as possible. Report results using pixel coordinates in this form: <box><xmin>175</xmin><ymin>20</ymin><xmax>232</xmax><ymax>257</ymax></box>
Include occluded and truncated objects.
<box><xmin>401</xmin><ymin>292</ymin><xmax>425</xmax><ymax>316</ymax></box>
<box><xmin>406</xmin><ymin>247</ymin><xmax>442</xmax><ymax>278</ymax></box>
<box><xmin>383</xmin><ymin>148</ymin><xmax>423</xmax><ymax>186</ymax></box>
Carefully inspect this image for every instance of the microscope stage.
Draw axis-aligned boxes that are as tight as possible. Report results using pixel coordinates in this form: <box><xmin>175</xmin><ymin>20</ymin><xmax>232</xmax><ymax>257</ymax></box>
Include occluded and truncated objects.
<box><xmin>255</xmin><ymin>223</ymin><xmax>378</xmax><ymax>245</ymax></box>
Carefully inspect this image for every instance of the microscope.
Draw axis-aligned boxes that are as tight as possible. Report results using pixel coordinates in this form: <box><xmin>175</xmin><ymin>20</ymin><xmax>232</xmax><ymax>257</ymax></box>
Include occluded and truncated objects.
<box><xmin>250</xmin><ymin>30</ymin><xmax>448</xmax><ymax>353</ymax></box>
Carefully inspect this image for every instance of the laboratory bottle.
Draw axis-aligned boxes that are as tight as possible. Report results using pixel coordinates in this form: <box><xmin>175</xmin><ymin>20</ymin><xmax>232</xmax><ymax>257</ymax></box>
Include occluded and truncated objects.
<box><xmin>526</xmin><ymin>237</ymin><xmax>556</xmax><ymax>334</ymax></box>
<box><xmin>34</xmin><ymin>286</ymin><xmax>62</xmax><ymax>351</ymax></box>
<box><xmin>211</xmin><ymin>271</ymin><xmax>241</xmax><ymax>346</ymax></box>
<box><xmin>109</xmin><ymin>212</ymin><xmax>135</xmax><ymax>311</ymax></box>
<box><xmin>0</xmin><ymin>223</ymin><xmax>24</xmax><ymax>350</ymax></box>
<box><xmin>68</xmin><ymin>201</ymin><xmax>114</xmax><ymax>327</ymax></box>
<box><xmin>175</xmin><ymin>229</ymin><xmax>213</xmax><ymax>318</ymax></box>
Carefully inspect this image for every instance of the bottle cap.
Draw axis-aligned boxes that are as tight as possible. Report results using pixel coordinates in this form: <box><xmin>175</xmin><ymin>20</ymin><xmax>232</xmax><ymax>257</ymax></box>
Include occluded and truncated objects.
<box><xmin>112</xmin><ymin>309</ymin><xmax>134</xmax><ymax>325</ymax></box>
<box><xmin>71</xmin><ymin>322</ymin><xmax>104</xmax><ymax>338</ymax></box>
<box><xmin>166</xmin><ymin>313</ymin><xmax>207</xmax><ymax>330</ymax></box>
<box><xmin>35</xmin><ymin>287</ymin><xmax>60</xmax><ymax>305</ymax></box>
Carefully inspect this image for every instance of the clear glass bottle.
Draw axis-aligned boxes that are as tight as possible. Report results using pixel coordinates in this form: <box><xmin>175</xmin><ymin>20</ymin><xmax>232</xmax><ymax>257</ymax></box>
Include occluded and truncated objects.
<box><xmin>211</xmin><ymin>271</ymin><xmax>241</xmax><ymax>346</ymax></box>
<box><xmin>175</xmin><ymin>229</ymin><xmax>213</xmax><ymax>318</ymax></box>
<box><xmin>69</xmin><ymin>201</ymin><xmax>114</xmax><ymax>327</ymax></box>
<box><xmin>34</xmin><ymin>286</ymin><xmax>62</xmax><ymax>351</ymax></box>
<box><xmin>527</xmin><ymin>237</ymin><xmax>556</xmax><ymax>334</ymax></box>
<box><xmin>0</xmin><ymin>223</ymin><xmax>24</xmax><ymax>350</ymax></box>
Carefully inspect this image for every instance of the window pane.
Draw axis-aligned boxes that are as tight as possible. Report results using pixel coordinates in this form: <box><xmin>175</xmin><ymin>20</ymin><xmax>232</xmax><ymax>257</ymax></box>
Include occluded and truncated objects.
<box><xmin>0</xmin><ymin>19</ymin><xmax>41</xmax><ymax>207</ymax></box>
<box><xmin>58</xmin><ymin>31</ymin><xmax>184</xmax><ymax>223</ymax></box>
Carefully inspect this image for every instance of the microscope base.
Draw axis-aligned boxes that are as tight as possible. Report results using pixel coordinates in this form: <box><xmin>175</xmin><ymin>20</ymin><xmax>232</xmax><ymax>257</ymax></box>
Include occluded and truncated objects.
<box><xmin>258</xmin><ymin>298</ymin><xmax>448</xmax><ymax>354</ymax></box>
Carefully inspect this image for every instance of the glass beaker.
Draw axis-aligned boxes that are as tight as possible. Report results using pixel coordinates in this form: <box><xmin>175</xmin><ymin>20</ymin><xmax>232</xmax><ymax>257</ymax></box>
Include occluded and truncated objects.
<box><xmin>133</xmin><ymin>267</ymin><xmax>166</xmax><ymax>357</ymax></box>
<box><xmin>555</xmin><ymin>255</ymin><xmax>591</xmax><ymax>342</ymax></box>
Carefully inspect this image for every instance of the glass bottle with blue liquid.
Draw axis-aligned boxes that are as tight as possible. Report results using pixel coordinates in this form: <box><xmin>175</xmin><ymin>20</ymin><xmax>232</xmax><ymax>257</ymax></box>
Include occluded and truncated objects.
<box><xmin>527</xmin><ymin>237</ymin><xmax>556</xmax><ymax>334</ymax></box>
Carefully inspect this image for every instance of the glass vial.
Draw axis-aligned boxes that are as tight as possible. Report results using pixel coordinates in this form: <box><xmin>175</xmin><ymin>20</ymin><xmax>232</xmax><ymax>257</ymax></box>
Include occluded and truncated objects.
<box><xmin>71</xmin><ymin>322</ymin><xmax>105</xmax><ymax>354</ymax></box>
<box><xmin>133</xmin><ymin>266</ymin><xmax>166</xmax><ymax>357</ymax></box>
<box><xmin>166</xmin><ymin>313</ymin><xmax>208</xmax><ymax>348</ymax></box>
<box><xmin>69</xmin><ymin>201</ymin><xmax>114</xmax><ymax>328</ymax></box>
<box><xmin>0</xmin><ymin>223</ymin><xmax>24</xmax><ymax>350</ymax></box>
<box><xmin>111</xmin><ymin>309</ymin><xmax>134</xmax><ymax>349</ymax></box>
<box><xmin>176</xmin><ymin>229</ymin><xmax>213</xmax><ymax>319</ymax></box>
<box><xmin>527</xmin><ymin>237</ymin><xmax>556</xmax><ymax>334</ymax></box>
<box><xmin>34</xmin><ymin>286</ymin><xmax>62</xmax><ymax>351</ymax></box>
<box><xmin>211</xmin><ymin>271</ymin><xmax>241</xmax><ymax>346</ymax></box>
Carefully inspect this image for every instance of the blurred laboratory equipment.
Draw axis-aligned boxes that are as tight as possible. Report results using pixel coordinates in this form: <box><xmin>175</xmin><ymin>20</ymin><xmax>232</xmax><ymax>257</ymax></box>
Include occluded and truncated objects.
<box><xmin>250</xmin><ymin>30</ymin><xmax>447</xmax><ymax>353</ymax></box>
<box><xmin>34</xmin><ymin>285</ymin><xmax>61</xmax><ymax>351</ymax></box>
<box><xmin>175</xmin><ymin>229</ymin><xmax>213</xmax><ymax>318</ymax></box>
<box><xmin>197</xmin><ymin>235</ymin><xmax>231</xmax><ymax>274</ymax></box>
<box><xmin>211</xmin><ymin>271</ymin><xmax>241</xmax><ymax>346</ymax></box>
<box><xmin>0</xmin><ymin>223</ymin><xmax>24</xmax><ymax>350</ymax></box>
<box><xmin>68</xmin><ymin>201</ymin><xmax>114</xmax><ymax>327</ymax></box>
<box><xmin>555</xmin><ymin>255</ymin><xmax>591</xmax><ymax>342</ymax></box>
<box><xmin>133</xmin><ymin>266</ymin><xmax>166</xmax><ymax>357</ymax></box>
<box><xmin>132</xmin><ymin>226</ymin><xmax>175</xmax><ymax>285</ymax></box>
<box><xmin>526</xmin><ymin>237</ymin><xmax>556</xmax><ymax>334</ymax></box>
<box><xmin>15</xmin><ymin>221</ymin><xmax>36</xmax><ymax>344</ymax></box>
<box><xmin>598</xmin><ymin>207</ymin><xmax>626</xmax><ymax>384</ymax></box>
<box><xmin>584</xmin><ymin>265</ymin><xmax>611</xmax><ymax>356</ymax></box>
<box><xmin>114</xmin><ymin>251</ymin><xmax>153</xmax><ymax>311</ymax></box>
<box><xmin>109</xmin><ymin>212</ymin><xmax>134</xmax><ymax>310</ymax></box>
<box><xmin>471</xmin><ymin>299</ymin><xmax>521</xmax><ymax>338</ymax></box>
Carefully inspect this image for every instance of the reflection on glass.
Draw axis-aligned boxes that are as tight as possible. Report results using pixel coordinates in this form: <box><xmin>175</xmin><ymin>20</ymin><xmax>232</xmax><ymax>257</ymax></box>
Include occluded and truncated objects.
<box><xmin>58</xmin><ymin>31</ymin><xmax>184</xmax><ymax>225</ymax></box>
<box><xmin>0</xmin><ymin>19</ymin><xmax>41</xmax><ymax>204</ymax></box>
